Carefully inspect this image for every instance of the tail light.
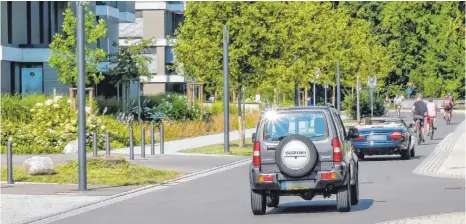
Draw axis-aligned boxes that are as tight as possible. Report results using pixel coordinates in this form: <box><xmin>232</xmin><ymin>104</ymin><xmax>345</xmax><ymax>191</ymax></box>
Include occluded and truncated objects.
<box><xmin>332</xmin><ymin>138</ymin><xmax>341</xmax><ymax>163</ymax></box>
<box><xmin>390</xmin><ymin>131</ymin><xmax>402</xmax><ymax>140</ymax></box>
<box><xmin>354</xmin><ymin>135</ymin><xmax>364</xmax><ymax>141</ymax></box>
<box><xmin>253</xmin><ymin>141</ymin><xmax>261</xmax><ymax>167</ymax></box>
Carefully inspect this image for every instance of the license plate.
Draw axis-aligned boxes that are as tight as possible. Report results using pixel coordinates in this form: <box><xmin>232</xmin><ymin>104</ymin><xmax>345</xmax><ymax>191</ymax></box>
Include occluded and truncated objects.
<box><xmin>367</xmin><ymin>134</ymin><xmax>386</xmax><ymax>141</ymax></box>
<box><xmin>280</xmin><ymin>181</ymin><xmax>311</xmax><ymax>190</ymax></box>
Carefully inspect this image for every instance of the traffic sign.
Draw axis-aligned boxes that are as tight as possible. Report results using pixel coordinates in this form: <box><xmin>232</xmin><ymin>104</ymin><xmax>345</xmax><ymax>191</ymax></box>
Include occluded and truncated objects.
<box><xmin>367</xmin><ymin>76</ymin><xmax>377</xmax><ymax>89</ymax></box>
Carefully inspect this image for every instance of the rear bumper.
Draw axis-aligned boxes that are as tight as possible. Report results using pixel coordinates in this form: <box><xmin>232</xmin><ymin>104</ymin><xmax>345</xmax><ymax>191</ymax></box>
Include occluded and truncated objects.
<box><xmin>249</xmin><ymin>163</ymin><xmax>348</xmax><ymax>191</ymax></box>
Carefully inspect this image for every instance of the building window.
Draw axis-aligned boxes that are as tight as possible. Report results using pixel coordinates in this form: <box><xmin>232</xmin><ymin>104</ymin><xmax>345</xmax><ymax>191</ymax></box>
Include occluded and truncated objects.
<box><xmin>48</xmin><ymin>2</ymin><xmax>52</xmax><ymax>43</ymax></box>
<box><xmin>54</xmin><ymin>2</ymin><xmax>58</xmax><ymax>34</ymax></box>
<box><xmin>27</xmin><ymin>1</ymin><xmax>31</xmax><ymax>44</ymax></box>
<box><xmin>166</xmin><ymin>63</ymin><xmax>175</xmax><ymax>75</ymax></box>
<box><xmin>96</xmin><ymin>16</ymin><xmax>101</xmax><ymax>49</ymax></box>
<box><xmin>7</xmin><ymin>1</ymin><xmax>12</xmax><ymax>44</ymax></box>
<box><xmin>39</xmin><ymin>2</ymin><xmax>44</xmax><ymax>44</ymax></box>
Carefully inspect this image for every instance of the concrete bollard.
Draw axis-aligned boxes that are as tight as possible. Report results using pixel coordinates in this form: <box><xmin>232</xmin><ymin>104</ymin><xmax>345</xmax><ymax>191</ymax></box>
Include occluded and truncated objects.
<box><xmin>150</xmin><ymin>125</ymin><xmax>155</xmax><ymax>155</ymax></box>
<box><xmin>129</xmin><ymin>127</ymin><xmax>134</xmax><ymax>160</ymax></box>
<box><xmin>141</xmin><ymin>127</ymin><xmax>145</xmax><ymax>158</ymax></box>
<box><xmin>7</xmin><ymin>140</ymin><xmax>14</xmax><ymax>184</ymax></box>
<box><xmin>160</xmin><ymin>124</ymin><xmax>165</xmax><ymax>155</ymax></box>
<box><xmin>106</xmin><ymin>132</ymin><xmax>111</xmax><ymax>155</ymax></box>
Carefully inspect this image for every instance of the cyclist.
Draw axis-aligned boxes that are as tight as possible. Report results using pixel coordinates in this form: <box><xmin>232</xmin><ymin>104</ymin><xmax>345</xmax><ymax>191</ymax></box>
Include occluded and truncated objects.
<box><xmin>394</xmin><ymin>94</ymin><xmax>405</xmax><ymax>116</ymax></box>
<box><xmin>412</xmin><ymin>95</ymin><xmax>427</xmax><ymax>142</ymax></box>
<box><xmin>426</xmin><ymin>97</ymin><xmax>438</xmax><ymax>136</ymax></box>
<box><xmin>384</xmin><ymin>96</ymin><xmax>391</xmax><ymax>116</ymax></box>
<box><xmin>442</xmin><ymin>93</ymin><xmax>454</xmax><ymax>121</ymax></box>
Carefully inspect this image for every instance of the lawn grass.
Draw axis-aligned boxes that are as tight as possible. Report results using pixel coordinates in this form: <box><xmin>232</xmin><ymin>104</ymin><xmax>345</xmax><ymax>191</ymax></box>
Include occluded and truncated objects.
<box><xmin>181</xmin><ymin>138</ymin><xmax>253</xmax><ymax>156</ymax></box>
<box><xmin>1</xmin><ymin>156</ymin><xmax>182</xmax><ymax>186</ymax></box>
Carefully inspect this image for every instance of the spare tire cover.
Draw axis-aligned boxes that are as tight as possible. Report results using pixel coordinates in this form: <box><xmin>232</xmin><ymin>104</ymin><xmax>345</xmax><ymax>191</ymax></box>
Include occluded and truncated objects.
<box><xmin>275</xmin><ymin>134</ymin><xmax>318</xmax><ymax>178</ymax></box>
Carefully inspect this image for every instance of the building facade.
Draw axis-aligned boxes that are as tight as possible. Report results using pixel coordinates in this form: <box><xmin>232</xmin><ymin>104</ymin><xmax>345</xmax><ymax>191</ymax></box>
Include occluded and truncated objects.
<box><xmin>0</xmin><ymin>1</ymin><xmax>135</xmax><ymax>95</ymax></box>
<box><xmin>119</xmin><ymin>1</ymin><xmax>185</xmax><ymax>95</ymax></box>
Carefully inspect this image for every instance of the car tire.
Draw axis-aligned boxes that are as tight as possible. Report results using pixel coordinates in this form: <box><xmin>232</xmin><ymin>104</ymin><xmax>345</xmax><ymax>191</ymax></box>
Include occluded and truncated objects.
<box><xmin>251</xmin><ymin>190</ymin><xmax>266</xmax><ymax>215</ymax></box>
<box><xmin>336</xmin><ymin>177</ymin><xmax>352</xmax><ymax>212</ymax></box>
<box><xmin>401</xmin><ymin>148</ymin><xmax>412</xmax><ymax>160</ymax></box>
<box><xmin>275</xmin><ymin>134</ymin><xmax>318</xmax><ymax>178</ymax></box>
<box><xmin>358</xmin><ymin>153</ymin><xmax>365</xmax><ymax>160</ymax></box>
<box><xmin>266</xmin><ymin>194</ymin><xmax>279</xmax><ymax>208</ymax></box>
<box><xmin>350</xmin><ymin>167</ymin><xmax>359</xmax><ymax>205</ymax></box>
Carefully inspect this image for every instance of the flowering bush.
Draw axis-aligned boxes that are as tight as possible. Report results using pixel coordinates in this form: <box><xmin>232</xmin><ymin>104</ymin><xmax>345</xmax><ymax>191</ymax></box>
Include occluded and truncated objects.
<box><xmin>1</xmin><ymin>96</ymin><xmax>106</xmax><ymax>154</ymax></box>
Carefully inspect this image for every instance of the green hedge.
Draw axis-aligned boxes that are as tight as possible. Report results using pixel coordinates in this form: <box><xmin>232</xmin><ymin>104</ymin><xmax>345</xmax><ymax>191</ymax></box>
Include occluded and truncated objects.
<box><xmin>342</xmin><ymin>88</ymin><xmax>385</xmax><ymax>119</ymax></box>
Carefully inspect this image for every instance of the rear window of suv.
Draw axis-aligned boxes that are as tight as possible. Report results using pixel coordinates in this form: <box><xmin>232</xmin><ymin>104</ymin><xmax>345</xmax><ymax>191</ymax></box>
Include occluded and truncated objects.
<box><xmin>262</xmin><ymin>111</ymin><xmax>328</xmax><ymax>142</ymax></box>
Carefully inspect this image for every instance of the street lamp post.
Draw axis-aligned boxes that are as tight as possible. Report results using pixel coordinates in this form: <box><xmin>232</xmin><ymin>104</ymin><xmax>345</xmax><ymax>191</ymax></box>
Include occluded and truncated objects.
<box><xmin>223</xmin><ymin>25</ymin><xmax>230</xmax><ymax>153</ymax></box>
<box><xmin>324</xmin><ymin>83</ymin><xmax>329</xmax><ymax>104</ymax></box>
<box><xmin>356</xmin><ymin>75</ymin><xmax>360</xmax><ymax>121</ymax></box>
<box><xmin>336</xmin><ymin>60</ymin><xmax>341</xmax><ymax>113</ymax></box>
<box><xmin>314</xmin><ymin>68</ymin><xmax>320</xmax><ymax>106</ymax></box>
<box><xmin>76</xmin><ymin>1</ymin><xmax>87</xmax><ymax>191</ymax></box>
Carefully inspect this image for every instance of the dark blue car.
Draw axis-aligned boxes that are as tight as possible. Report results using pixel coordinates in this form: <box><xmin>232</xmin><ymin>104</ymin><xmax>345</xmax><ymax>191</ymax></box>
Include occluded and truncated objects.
<box><xmin>350</xmin><ymin>117</ymin><xmax>417</xmax><ymax>160</ymax></box>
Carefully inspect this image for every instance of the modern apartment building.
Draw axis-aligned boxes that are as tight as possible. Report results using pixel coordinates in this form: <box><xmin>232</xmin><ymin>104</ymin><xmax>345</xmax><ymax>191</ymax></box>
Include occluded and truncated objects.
<box><xmin>0</xmin><ymin>1</ymin><xmax>135</xmax><ymax>95</ymax></box>
<box><xmin>119</xmin><ymin>1</ymin><xmax>185</xmax><ymax>95</ymax></box>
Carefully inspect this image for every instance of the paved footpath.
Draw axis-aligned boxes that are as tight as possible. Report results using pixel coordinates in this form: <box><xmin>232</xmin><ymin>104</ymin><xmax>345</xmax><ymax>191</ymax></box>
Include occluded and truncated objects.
<box><xmin>413</xmin><ymin>120</ymin><xmax>465</xmax><ymax>179</ymax></box>
<box><xmin>379</xmin><ymin>212</ymin><xmax>465</xmax><ymax>224</ymax></box>
<box><xmin>111</xmin><ymin>128</ymin><xmax>255</xmax><ymax>155</ymax></box>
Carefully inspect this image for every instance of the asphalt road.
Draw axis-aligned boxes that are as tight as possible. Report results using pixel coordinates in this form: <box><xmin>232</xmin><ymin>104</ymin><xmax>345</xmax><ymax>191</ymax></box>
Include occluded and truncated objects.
<box><xmin>51</xmin><ymin>113</ymin><xmax>465</xmax><ymax>224</ymax></box>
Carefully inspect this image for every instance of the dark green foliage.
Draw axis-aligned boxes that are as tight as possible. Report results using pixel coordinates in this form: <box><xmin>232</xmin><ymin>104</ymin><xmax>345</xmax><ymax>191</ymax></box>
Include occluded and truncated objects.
<box><xmin>342</xmin><ymin>88</ymin><xmax>385</xmax><ymax>119</ymax></box>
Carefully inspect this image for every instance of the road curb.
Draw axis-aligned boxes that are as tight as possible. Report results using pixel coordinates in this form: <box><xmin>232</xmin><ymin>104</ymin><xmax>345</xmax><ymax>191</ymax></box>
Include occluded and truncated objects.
<box><xmin>377</xmin><ymin>212</ymin><xmax>466</xmax><ymax>224</ymax></box>
<box><xmin>413</xmin><ymin>131</ymin><xmax>464</xmax><ymax>179</ymax></box>
<box><xmin>22</xmin><ymin>158</ymin><xmax>251</xmax><ymax>224</ymax></box>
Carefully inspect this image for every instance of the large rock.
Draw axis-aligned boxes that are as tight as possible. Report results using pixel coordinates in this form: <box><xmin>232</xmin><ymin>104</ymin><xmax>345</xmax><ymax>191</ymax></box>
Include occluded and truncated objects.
<box><xmin>23</xmin><ymin>156</ymin><xmax>55</xmax><ymax>175</ymax></box>
<box><xmin>62</xmin><ymin>139</ymin><xmax>78</xmax><ymax>154</ymax></box>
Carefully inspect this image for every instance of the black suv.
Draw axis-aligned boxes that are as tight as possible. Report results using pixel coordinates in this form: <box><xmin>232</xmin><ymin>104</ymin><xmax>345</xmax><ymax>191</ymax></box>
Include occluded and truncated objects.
<box><xmin>249</xmin><ymin>105</ymin><xmax>360</xmax><ymax>215</ymax></box>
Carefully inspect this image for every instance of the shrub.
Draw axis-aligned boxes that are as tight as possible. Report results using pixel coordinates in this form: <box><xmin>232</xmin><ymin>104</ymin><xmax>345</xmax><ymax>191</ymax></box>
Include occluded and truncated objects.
<box><xmin>1</xmin><ymin>96</ymin><xmax>106</xmax><ymax>154</ymax></box>
<box><xmin>1</xmin><ymin>94</ymin><xmax>48</xmax><ymax>122</ymax></box>
<box><xmin>342</xmin><ymin>88</ymin><xmax>385</xmax><ymax>119</ymax></box>
<box><xmin>96</xmin><ymin>96</ymin><xmax>120</xmax><ymax>115</ymax></box>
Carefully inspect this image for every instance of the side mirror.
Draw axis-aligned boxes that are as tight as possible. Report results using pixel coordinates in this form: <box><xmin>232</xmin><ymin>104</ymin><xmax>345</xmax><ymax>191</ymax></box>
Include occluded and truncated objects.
<box><xmin>348</xmin><ymin>127</ymin><xmax>360</xmax><ymax>139</ymax></box>
<box><xmin>252</xmin><ymin>133</ymin><xmax>256</xmax><ymax>143</ymax></box>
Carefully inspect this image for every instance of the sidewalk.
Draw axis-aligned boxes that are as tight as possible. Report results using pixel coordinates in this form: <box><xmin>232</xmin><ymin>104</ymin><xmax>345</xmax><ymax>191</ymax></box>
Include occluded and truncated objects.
<box><xmin>413</xmin><ymin>120</ymin><xmax>465</xmax><ymax>179</ymax></box>
<box><xmin>378</xmin><ymin>212</ymin><xmax>465</xmax><ymax>224</ymax></box>
<box><xmin>1</xmin><ymin>128</ymin><xmax>255</xmax><ymax>167</ymax></box>
<box><xmin>111</xmin><ymin>128</ymin><xmax>256</xmax><ymax>155</ymax></box>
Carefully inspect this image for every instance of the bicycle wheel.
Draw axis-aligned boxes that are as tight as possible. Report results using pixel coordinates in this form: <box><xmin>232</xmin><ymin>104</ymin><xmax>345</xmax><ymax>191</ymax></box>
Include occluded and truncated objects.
<box><xmin>430</xmin><ymin>125</ymin><xmax>434</xmax><ymax>140</ymax></box>
<box><xmin>417</xmin><ymin>126</ymin><xmax>422</xmax><ymax>145</ymax></box>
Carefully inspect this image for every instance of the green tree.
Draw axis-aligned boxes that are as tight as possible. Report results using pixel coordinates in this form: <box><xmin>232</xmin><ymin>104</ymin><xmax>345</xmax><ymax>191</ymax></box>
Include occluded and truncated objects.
<box><xmin>48</xmin><ymin>3</ymin><xmax>107</xmax><ymax>87</ymax></box>
<box><xmin>106</xmin><ymin>38</ymin><xmax>156</xmax><ymax>86</ymax></box>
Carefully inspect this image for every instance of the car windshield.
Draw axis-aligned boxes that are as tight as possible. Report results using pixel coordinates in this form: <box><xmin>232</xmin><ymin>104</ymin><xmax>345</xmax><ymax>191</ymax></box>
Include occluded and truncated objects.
<box><xmin>262</xmin><ymin>111</ymin><xmax>328</xmax><ymax>142</ymax></box>
<box><xmin>357</xmin><ymin>119</ymin><xmax>405</xmax><ymax>128</ymax></box>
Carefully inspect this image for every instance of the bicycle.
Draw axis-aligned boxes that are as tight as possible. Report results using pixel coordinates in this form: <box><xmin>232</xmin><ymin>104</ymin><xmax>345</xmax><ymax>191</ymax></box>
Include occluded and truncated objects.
<box><xmin>445</xmin><ymin>109</ymin><xmax>452</xmax><ymax>125</ymax></box>
<box><xmin>428</xmin><ymin>117</ymin><xmax>435</xmax><ymax>140</ymax></box>
<box><xmin>396</xmin><ymin>104</ymin><xmax>402</xmax><ymax>117</ymax></box>
<box><xmin>413</xmin><ymin>118</ymin><xmax>424</xmax><ymax>145</ymax></box>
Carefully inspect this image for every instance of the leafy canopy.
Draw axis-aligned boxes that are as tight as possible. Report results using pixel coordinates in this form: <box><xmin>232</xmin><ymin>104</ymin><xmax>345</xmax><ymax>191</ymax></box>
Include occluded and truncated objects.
<box><xmin>48</xmin><ymin>2</ymin><xmax>107</xmax><ymax>87</ymax></box>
